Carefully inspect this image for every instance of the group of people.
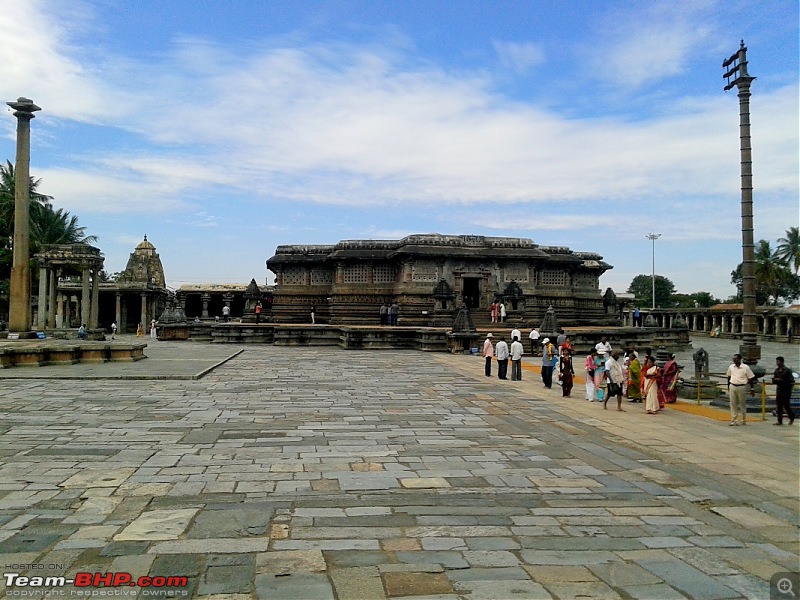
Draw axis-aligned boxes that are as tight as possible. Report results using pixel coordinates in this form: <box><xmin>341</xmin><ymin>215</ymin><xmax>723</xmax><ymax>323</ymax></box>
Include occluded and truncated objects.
<box><xmin>379</xmin><ymin>302</ymin><xmax>400</xmax><ymax>326</ymax></box>
<box><xmin>583</xmin><ymin>340</ymin><xmax>680</xmax><ymax>415</ymax></box>
<box><xmin>483</xmin><ymin>332</ymin><xmax>524</xmax><ymax>381</ymax></box>
<box><xmin>489</xmin><ymin>301</ymin><xmax>507</xmax><ymax>323</ymax></box>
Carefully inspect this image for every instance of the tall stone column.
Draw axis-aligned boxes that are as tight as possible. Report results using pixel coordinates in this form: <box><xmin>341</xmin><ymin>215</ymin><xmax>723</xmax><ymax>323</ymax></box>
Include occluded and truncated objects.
<box><xmin>48</xmin><ymin>268</ymin><xmax>57</xmax><ymax>328</ymax></box>
<box><xmin>64</xmin><ymin>295</ymin><xmax>71</xmax><ymax>328</ymax></box>
<box><xmin>201</xmin><ymin>294</ymin><xmax>210</xmax><ymax>318</ymax></box>
<box><xmin>81</xmin><ymin>269</ymin><xmax>91</xmax><ymax>327</ymax></box>
<box><xmin>115</xmin><ymin>293</ymin><xmax>122</xmax><ymax>331</ymax></box>
<box><xmin>90</xmin><ymin>269</ymin><xmax>100</xmax><ymax>328</ymax></box>
<box><xmin>140</xmin><ymin>294</ymin><xmax>148</xmax><ymax>330</ymax></box>
<box><xmin>7</xmin><ymin>98</ymin><xmax>41</xmax><ymax>333</ymax></box>
<box><xmin>37</xmin><ymin>266</ymin><xmax>48</xmax><ymax>330</ymax></box>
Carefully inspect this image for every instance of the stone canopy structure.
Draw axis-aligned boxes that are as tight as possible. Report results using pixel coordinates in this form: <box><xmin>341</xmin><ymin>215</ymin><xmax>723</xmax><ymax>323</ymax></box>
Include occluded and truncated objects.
<box><xmin>267</xmin><ymin>234</ymin><xmax>612</xmax><ymax>326</ymax></box>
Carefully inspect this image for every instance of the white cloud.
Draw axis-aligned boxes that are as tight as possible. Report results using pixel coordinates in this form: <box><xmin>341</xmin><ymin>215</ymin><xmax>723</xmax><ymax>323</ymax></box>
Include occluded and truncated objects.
<box><xmin>493</xmin><ymin>41</ymin><xmax>545</xmax><ymax>74</ymax></box>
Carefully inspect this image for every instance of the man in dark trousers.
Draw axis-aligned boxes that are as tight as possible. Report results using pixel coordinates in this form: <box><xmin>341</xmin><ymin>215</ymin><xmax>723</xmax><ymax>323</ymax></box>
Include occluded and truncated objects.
<box><xmin>772</xmin><ymin>356</ymin><xmax>795</xmax><ymax>426</ymax></box>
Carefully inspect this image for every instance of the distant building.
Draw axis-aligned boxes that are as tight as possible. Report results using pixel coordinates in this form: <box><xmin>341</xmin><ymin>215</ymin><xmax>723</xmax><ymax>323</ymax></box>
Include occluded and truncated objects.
<box><xmin>267</xmin><ymin>233</ymin><xmax>612</xmax><ymax>326</ymax></box>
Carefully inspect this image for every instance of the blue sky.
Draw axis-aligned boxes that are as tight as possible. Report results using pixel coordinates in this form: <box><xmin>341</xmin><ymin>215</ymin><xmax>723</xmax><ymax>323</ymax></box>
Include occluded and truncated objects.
<box><xmin>1</xmin><ymin>0</ymin><xmax>797</xmax><ymax>298</ymax></box>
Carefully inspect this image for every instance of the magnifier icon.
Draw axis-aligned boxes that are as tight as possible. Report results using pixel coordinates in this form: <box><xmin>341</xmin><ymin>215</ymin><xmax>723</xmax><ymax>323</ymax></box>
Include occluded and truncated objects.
<box><xmin>778</xmin><ymin>578</ymin><xmax>796</xmax><ymax>597</ymax></box>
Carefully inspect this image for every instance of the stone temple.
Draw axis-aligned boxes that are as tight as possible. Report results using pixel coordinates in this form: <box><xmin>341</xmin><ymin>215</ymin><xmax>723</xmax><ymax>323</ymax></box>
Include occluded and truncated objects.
<box><xmin>267</xmin><ymin>234</ymin><xmax>611</xmax><ymax>326</ymax></box>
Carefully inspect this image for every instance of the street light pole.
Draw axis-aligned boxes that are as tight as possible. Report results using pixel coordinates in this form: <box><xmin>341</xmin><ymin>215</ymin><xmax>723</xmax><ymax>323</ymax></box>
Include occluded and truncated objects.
<box><xmin>646</xmin><ymin>233</ymin><xmax>661</xmax><ymax>309</ymax></box>
<box><xmin>723</xmin><ymin>40</ymin><xmax>762</xmax><ymax>375</ymax></box>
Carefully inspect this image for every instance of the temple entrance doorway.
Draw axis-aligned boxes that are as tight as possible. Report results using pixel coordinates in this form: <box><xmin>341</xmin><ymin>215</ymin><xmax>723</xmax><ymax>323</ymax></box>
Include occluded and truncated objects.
<box><xmin>462</xmin><ymin>277</ymin><xmax>481</xmax><ymax>309</ymax></box>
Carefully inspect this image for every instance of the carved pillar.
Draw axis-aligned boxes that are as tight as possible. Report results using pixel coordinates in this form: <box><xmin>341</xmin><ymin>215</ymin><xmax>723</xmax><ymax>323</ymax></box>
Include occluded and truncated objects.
<box><xmin>115</xmin><ymin>293</ymin><xmax>122</xmax><ymax>331</ymax></box>
<box><xmin>65</xmin><ymin>294</ymin><xmax>72</xmax><ymax>328</ymax></box>
<box><xmin>37</xmin><ymin>266</ymin><xmax>47</xmax><ymax>330</ymax></box>
<box><xmin>48</xmin><ymin>268</ymin><xmax>57</xmax><ymax>328</ymax></box>
<box><xmin>81</xmin><ymin>269</ymin><xmax>91</xmax><ymax>327</ymax></box>
<box><xmin>140</xmin><ymin>293</ymin><xmax>148</xmax><ymax>331</ymax></box>
<box><xmin>89</xmin><ymin>269</ymin><xmax>100</xmax><ymax>328</ymax></box>
<box><xmin>55</xmin><ymin>292</ymin><xmax>63</xmax><ymax>328</ymax></box>
<box><xmin>201</xmin><ymin>293</ymin><xmax>210</xmax><ymax>318</ymax></box>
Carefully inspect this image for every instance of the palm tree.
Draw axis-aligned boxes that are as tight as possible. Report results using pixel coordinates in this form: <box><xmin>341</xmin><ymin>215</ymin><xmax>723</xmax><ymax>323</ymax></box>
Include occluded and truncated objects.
<box><xmin>0</xmin><ymin>159</ymin><xmax>54</xmax><ymax>238</ymax></box>
<box><xmin>30</xmin><ymin>205</ymin><xmax>97</xmax><ymax>249</ymax></box>
<box><xmin>776</xmin><ymin>226</ymin><xmax>800</xmax><ymax>274</ymax></box>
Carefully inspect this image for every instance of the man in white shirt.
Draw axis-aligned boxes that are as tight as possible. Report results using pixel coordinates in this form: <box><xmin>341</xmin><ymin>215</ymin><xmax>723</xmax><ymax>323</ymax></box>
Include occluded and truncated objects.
<box><xmin>510</xmin><ymin>335</ymin><xmax>524</xmax><ymax>381</ymax></box>
<box><xmin>725</xmin><ymin>354</ymin><xmax>756</xmax><ymax>426</ymax></box>
<box><xmin>595</xmin><ymin>336</ymin><xmax>612</xmax><ymax>356</ymax></box>
<box><xmin>528</xmin><ymin>328</ymin><xmax>540</xmax><ymax>356</ymax></box>
<box><xmin>511</xmin><ymin>327</ymin><xmax>521</xmax><ymax>346</ymax></box>
<box><xmin>495</xmin><ymin>336</ymin><xmax>510</xmax><ymax>380</ymax></box>
<box><xmin>604</xmin><ymin>350</ymin><xmax>625</xmax><ymax>411</ymax></box>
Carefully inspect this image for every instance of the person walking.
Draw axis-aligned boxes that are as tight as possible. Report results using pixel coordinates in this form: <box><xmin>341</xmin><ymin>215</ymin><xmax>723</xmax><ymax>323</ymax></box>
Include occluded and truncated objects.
<box><xmin>510</xmin><ymin>327</ymin><xmax>521</xmax><ymax>345</ymax></box>
<box><xmin>604</xmin><ymin>350</ymin><xmax>625</xmax><ymax>411</ymax></box>
<box><xmin>541</xmin><ymin>338</ymin><xmax>556</xmax><ymax>388</ymax></box>
<box><xmin>772</xmin><ymin>356</ymin><xmax>795</xmax><ymax>426</ymax></box>
<box><xmin>528</xmin><ymin>328</ymin><xmax>540</xmax><ymax>356</ymax></box>
<box><xmin>150</xmin><ymin>319</ymin><xmax>157</xmax><ymax>339</ymax></box>
<box><xmin>660</xmin><ymin>353</ymin><xmax>680</xmax><ymax>404</ymax></box>
<box><xmin>495</xmin><ymin>336</ymin><xmax>509</xmax><ymax>380</ymax></box>
<box><xmin>490</xmin><ymin>301</ymin><xmax>499</xmax><ymax>324</ymax></box>
<box><xmin>110</xmin><ymin>321</ymin><xmax>117</xmax><ymax>340</ymax></box>
<box><xmin>584</xmin><ymin>348</ymin><xmax>597</xmax><ymax>401</ymax></box>
<box><xmin>483</xmin><ymin>333</ymin><xmax>494</xmax><ymax>377</ymax></box>
<box><xmin>255</xmin><ymin>301</ymin><xmax>262</xmax><ymax>324</ymax></box>
<box><xmin>560</xmin><ymin>346</ymin><xmax>574</xmax><ymax>397</ymax></box>
<box><xmin>643</xmin><ymin>356</ymin><xmax>661</xmax><ymax>415</ymax></box>
<box><xmin>725</xmin><ymin>353</ymin><xmax>756</xmax><ymax>426</ymax></box>
<box><xmin>594</xmin><ymin>349</ymin><xmax>607</xmax><ymax>401</ymax></box>
<box><xmin>499</xmin><ymin>302</ymin><xmax>506</xmax><ymax>323</ymax></box>
<box><xmin>310</xmin><ymin>305</ymin><xmax>316</xmax><ymax>324</ymax></box>
<box><xmin>510</xmin><ymin>336</ymin><xmax>523</xmax><ymax>381</ymax></box>
<box><xmin>389</xmin><ymin>302</ymin><xmax>399</xmax><ymax>326</ymax></box>
<box><xmin>627</xmin><ymin>351</ymin><xmax>642</xmax><ymax>402</ymax></box>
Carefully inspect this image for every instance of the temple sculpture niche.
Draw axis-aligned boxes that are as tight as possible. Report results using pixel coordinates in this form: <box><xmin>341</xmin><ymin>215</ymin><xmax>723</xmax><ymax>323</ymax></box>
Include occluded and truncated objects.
<box><xmin>267</xmin><ymin>234</ymin><xmax>611</xmax><ymax>326</ymax></box>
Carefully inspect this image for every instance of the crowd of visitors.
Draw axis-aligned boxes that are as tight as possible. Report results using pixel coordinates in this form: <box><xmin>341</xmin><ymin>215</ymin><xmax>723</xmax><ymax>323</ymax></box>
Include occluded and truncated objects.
<box><xmin>480</xmin><ymin>327</ymin><xmax>795</xmax><ymax>426</ymax></box>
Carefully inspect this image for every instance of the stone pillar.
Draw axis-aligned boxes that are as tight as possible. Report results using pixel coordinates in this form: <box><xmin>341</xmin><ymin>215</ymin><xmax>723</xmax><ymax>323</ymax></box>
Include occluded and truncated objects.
<box><xmin>201</xmin><ymin>293</ymin><xmax>210</xmax><ymax>318</ymax></box>
<box><xmin>48</xmin><ymin>269</ymin><xmax>57</xmax><ymax>328</ymax></box>
<box><xmin>65</xmin><ymin>295</ymin><xmax>71</xmax><ymax>328</ymax></box>
<box><xmin>115</xmin><ymin>293</ymin><xmax>122</xmax><ymax>332</ymax></box>
<box><xmin>81</xmin><ymin>269</ymin><xmax>91</xmax><ymax>327</ymax></box>
<box><xmin>366</xmin><ymin>264</ymin><xmax>374</xmax><ymax>284</ymax></box>
<box><xmin>55</xmin><ymin>292</ymin><xmax>63</xmax><ymax>329</ymax></box>
<box><xmin>37</xmin><ymin>266</ymin><xmax>48</xmax><ymax>330</ymax></box>
<box><xmin>140</xmin><ymin>294</ymin><xmax>148</xmax><ymax>330</ymax></box>
<box><xmin>335</xmin><ymin>265</ymin><xmax>344</xmax><ymax>285</ymax></box>
<box><xmin>7</xmin><ymin>98</ymin><xmax>41</xmax><ymax>333</ymax></box>
<box><xmin>90</xmin><ymin>269</ymin><xmax>100</xmax><ymax>328</ymax></box>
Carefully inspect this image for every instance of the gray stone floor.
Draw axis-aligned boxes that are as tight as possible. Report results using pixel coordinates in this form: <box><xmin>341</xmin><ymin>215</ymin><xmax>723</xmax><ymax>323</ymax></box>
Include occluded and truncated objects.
<box><xmin>0</xmin><ymin>342</ymin><xmax>797</xmax><ymax>599</ymax></box>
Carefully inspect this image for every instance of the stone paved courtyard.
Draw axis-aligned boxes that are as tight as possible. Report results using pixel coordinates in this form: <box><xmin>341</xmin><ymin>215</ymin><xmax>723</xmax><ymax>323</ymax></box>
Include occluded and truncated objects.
<box><xmin>0</xmin><ymin>343</ymin><xmax>797</xmax><ymax>599</ymax></box>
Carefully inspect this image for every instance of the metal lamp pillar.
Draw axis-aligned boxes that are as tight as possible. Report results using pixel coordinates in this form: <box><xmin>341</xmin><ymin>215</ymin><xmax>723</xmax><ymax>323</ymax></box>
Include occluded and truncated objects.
<box><xmin>6</xmin><ymin>97</ymin><xmax>41</xmax><ymax>333</ymax></box>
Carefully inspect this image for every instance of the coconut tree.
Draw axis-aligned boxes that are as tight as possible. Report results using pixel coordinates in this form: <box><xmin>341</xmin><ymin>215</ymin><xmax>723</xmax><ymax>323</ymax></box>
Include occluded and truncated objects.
<box><xmin>0</xmin><ymin>159</ymin><xmax>54</xmax><ymax>238</ymax></box>
<box><xmin>30</xmin><ymin>205</ymin><xmax>97</xmax><ymax>250</ymax></box>
<box><xmin>776</xmin><ymin>226</ymin><xmax>800</xmax><ymax>274</ymax></box>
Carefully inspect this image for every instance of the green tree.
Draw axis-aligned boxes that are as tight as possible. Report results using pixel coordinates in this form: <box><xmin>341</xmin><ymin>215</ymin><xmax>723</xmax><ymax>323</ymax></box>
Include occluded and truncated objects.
<box><xmin>730</xmin><ymin>239</ymin><xmax>800</xmax><ymax>305</ymax></box>
<box><xmin>30</xmin><ymin>206</ymin><xmax>97</xmax><ymax>249</ymax></box>
<box><xmin>776</xmin><ymin>226</ymin><xmax>800</xmax><ymax>274</ymax></box>
<box><xmin>0</xmin><ymin>160</ymin><xmax>54</xmax><ymax>238</ymax></box>
<box><xmin>627</xmin><ymin>274</ymin><xmax>675</xmax><ymax>308</ymax></box>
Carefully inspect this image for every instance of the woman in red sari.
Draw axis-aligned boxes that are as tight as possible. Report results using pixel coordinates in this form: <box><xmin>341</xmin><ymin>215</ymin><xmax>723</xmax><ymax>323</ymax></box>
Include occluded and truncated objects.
<box><xmin>660</xmin><ymin>353</ymin><xmax>679</xmax><ymax>404</ymax></box>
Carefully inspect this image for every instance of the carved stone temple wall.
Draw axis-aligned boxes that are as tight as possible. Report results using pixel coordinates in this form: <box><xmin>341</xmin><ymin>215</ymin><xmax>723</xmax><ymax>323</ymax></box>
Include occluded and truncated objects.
<box><xmin>266</xmin><ymin>234</ymin><xmax>612</xmax><ymax>327</ymax></box>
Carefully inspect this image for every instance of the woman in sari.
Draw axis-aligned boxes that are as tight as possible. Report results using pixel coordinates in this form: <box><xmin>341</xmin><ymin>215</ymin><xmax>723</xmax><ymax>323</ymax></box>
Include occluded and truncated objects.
<box><xmin>584</xmin><ymin>349</ymin><xmax>596</xmax><ymax>401</ymax></box>
<box><xmin>643</xmin><ymin>356</ymin><xmax>661</xmax><ymax>414</ymax></box>
<box><xmin>594</xmin><ymin>349</ymin><xmax>607</xmax><ymax>402</ymax></box>
<box><xmin>660</xmin><ymin>353</ymin><xmax>679</xmax><ymax>404</ymax></box>
<box><xmin>627</xmin><ymin>351</ymin><xmax>642</xmax><ymax>402</ymax></box>
<box><xmin>559</xmin><ymin>346</ymin><xmax>574</xmax><ymax>397</ymax></box>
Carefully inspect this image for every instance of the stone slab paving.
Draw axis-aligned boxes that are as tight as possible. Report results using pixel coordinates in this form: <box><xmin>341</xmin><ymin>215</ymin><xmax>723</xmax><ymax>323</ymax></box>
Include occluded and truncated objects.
<box><xmin>0</xmin><ymin>345</ymin><xmax>797</xmax><ymax>599</ymax></box>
